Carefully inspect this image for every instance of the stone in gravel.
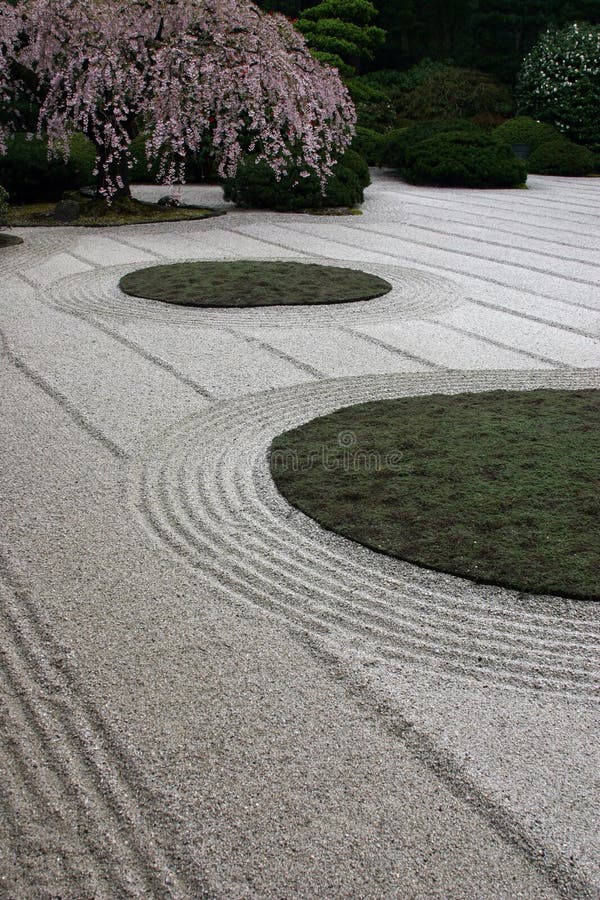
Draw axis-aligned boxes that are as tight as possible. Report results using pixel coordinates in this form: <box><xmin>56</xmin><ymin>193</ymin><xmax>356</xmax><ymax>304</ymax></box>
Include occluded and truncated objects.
<box><xmin>157</xmin><ymin>195</ymin><xmax>180</xmax><ymax>207</ymax></box>
<box><xmin>54</xmin><ymin>199</ymin><xmax>80</xmax><ymax>221</ymax></box>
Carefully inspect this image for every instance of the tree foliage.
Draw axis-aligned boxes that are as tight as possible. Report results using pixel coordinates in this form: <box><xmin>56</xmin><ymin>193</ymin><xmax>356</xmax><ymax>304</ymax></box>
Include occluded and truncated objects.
<box><xmin>296</xmin><ymin>0</ymin><xmax>385</xmax><ymax>74</ymax></box>
<box><xmin>517</xmin><ymin>22</ymin><xmax>600</xmax><ymax>150</ymax></box>
<box><xmin>0</xmin><ymin>0</ymin><xmax>355</xmax><ymax>199</ymax></box>
<box><xmin>259</xmin><ymin>0</ymin><xmax>600</xmax><ymax>81</ymax></box>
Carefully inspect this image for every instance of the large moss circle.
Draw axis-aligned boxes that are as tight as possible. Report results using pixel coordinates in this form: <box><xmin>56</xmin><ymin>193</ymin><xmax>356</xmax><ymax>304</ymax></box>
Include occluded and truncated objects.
<box><xmin>119</xmin><ymin>261</ymin><xmax>392</xmax><ymax>307</ymax></box>
<box><xmin>270</xmin><ymin>389</ymin><xmax>600</xmax><ymax>600</ymax></box>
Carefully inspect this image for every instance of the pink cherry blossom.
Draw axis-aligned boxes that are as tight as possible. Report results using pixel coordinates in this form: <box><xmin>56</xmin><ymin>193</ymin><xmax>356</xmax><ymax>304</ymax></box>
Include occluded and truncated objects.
<box><xmin>1</xmin><ymin>0</ymin><xmax>355</xmax><ymax>199</ymax></box>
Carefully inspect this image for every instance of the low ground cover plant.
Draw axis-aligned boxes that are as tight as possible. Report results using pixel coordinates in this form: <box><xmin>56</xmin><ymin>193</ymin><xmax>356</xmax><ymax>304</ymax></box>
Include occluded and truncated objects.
<box><xmin>6</xmin><ymin>195</ymin><xmax>215</xmax><ymax>227</ymax></box>
<box><xmin>270</xmin><ymin>389</ymin><xmax>600</xmax><ymax>600</ymax></box>
<box><xmin>119</xmin><ymin>260</ymin><xmax>391</xmax><ymax>306</ymax></box>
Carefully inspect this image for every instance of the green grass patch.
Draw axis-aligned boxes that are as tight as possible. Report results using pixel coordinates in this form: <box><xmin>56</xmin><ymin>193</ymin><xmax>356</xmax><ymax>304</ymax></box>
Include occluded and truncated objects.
<box><xmin>270</xmin><ymin>389</ymin><xmax>600</xmax><ymax>600</ymax></box>
<box><xmin>0</xmin><ymin>233</ymin><xmax>23</xmax><ymax>247</ymax></box>
<box><xmin>119</xmin><ymin>261</ymin><xmax>392</xmax><ymax>307</ymax></box>
<box><xmin>6</xmin><ymin>196</ymin><xmax>216</xmax><ymax>227</ymax></box>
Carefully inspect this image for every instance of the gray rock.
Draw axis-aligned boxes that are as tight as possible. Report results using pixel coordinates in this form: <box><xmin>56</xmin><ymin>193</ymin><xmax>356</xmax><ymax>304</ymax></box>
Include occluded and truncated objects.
<box><xmin>157</xmin><ymin>195</ymin><xmax>180</xmax><ymax>207</ymax></box>
<box><xmin>54</xmin><ymin>199</ymin><xmax>80</xmax><ymax>221</ymax></box>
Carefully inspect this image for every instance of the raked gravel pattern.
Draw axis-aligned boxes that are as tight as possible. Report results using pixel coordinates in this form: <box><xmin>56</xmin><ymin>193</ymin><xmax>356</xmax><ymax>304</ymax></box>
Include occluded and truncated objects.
<box><xmin>1</xmin><ymin>171</ymin><xmax>599</xmax><ymax>899</ymax></box>
<box><xmin>130</xmin><ymin>368</ymin><xmax>600</xmax><ymax>701</ymax></box>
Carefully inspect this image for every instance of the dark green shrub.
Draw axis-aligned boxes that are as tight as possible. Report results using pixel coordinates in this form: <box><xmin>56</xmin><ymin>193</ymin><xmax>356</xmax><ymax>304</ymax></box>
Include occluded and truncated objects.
<box><xmin>382</xmin><ymin>119</ymin><xmax>482</xmax><ymax>169</ymax></box>
<box><xmin>346</xmin><ymin>78</ymin><xmax>397</xmax><ymax>131</ymax></box>
<box><xmin>0</xmin><ymin>185</ymin><xmax>8</xmax><ymax>225</ymax></box>
<box><xmin>380</xmin><ymin>127</ymin><xmax>409</xmax><ymax>167</ymax></box>
<box><xmin>130</xmin><ymin>133</ymin><xmax>218</xmax><ymax>184</ymax></box>
<box><xmin>400</xmin><ymin>67</ymin><xmax>513</xmax><ymax>121</ymax></box>
<box><xmin>403</xmin><ymin>131</ymin><xmax>527</xmax><ymax>188</ymax></box>
<box><xmin>527</xmin><ymin>139</ymin><xmax>596</xmax><ymax>176</ymax></box>
<box><xmin>359</xmin><ymin>61</ymin><xmax>448</xmax><ymax>93</ymax></box>
<box><xmin>184</xmin><ymin>143</ymin><xmax>219</xmax><ymax>183</ymax></box>
<box><xmin>350</xmin><ymin>126</ymin><xmax>385</xmax><ymax>166</ymax></box>
<box><xmin>340</xmin><ymin>148</ymin><xmax>370</xmax><ymax>188</ymax></box>
<box><xmin>494</xmin><ymin>117</ymin><xmax>559</xmax><ymax>155</ymax></box>
<box><xmin>0</xmin><ymin>132</ymin><xmax>95</xmax><ymax>203</ymax></box>
<box><xmin>223</xmin><ymin>151</ymin><xmax>367</xmax><ymax>210</ymax></box>
<box><xmin>69</xmin><ymin>133</ymin><xmax>96</xmax><ymax>186</ymax></box>
<box><xmin>129</xmin><ymin>134</ymin><xmax>162</xmax><ymax>183</ymax></box>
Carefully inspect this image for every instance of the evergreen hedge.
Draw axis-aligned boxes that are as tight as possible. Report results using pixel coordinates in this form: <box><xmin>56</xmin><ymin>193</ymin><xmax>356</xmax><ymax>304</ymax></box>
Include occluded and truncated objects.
<box><xmin>223</xmin><ymin>150</ymin><xmax>369</xmax><ymax>211</ymax></box>
<box><xmin>403</xmin><ymin>131</ymin><xmax>527</xmax><ymax>188</ymax></box>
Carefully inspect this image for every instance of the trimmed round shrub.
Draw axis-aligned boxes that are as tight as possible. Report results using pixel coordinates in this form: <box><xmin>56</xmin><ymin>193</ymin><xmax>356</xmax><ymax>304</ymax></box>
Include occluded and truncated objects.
<box><xmin>517</xmin><ymin>23</ymin><xmax>600</xmax><ymax>152</ymax></box>
<box><xmin>494</xmin><ymin>116</ymin><xmax>560</xmax><ymax>155</ymax></box>
<box><xmin>382</xmin><ymin>119</ymin><xmax>483</xmax><ymax>169</ymax></box>
<box><xmin>403</xmin><ymin>131</ymin><xmax>527</xmax><ymax>188</ymax></box>
<box><xmin>223</xmin><ymin>151</ymin><xmax>369</xmax><ymax>211</ymax></box>
<box><xmin>346</xmin><ymin>78</ymin><xmax>397</xmax><ymax>131</ymax></box>
<box><xmin>527</xmin><ymin>139</ymin><xmax>596</xmax><ymax>176</ymax></box>
<box><xmin>340</xmin><ymin>148</ymin><xmax>370</xmax><ymax>188</ymax></box>
<box><xmin>0</xmin><ymin>132</ymin><xmax>95</xmax><ymax>203</ymax></box>
<box><xmin>351</xmin><ymin>126</ymin><xmax>386</xmax><ymax>166</ymax></box>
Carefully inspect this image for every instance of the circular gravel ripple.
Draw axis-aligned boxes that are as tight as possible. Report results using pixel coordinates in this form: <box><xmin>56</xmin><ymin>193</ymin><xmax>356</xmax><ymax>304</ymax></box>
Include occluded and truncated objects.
<box><xmin>129</xmin><ymin>368</ymin><xmax>600</xmax><ymax>700</ymax></box>
<box><xmin>2</xmin><ymin>230</ymin><xmax>68</xmax><ymax>272</ymax></box>
<box><xmin>46</xmin><ymin>258</ymin><xmax>464</xmax><ymax>325</ymax></box>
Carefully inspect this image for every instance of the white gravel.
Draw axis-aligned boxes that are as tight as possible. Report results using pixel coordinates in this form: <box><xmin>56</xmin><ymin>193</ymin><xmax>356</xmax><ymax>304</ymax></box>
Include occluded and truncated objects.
<box><xmin>0</xmin><ymin>171</ymin><xmax>599</xmax><ymax>898</ymax></box>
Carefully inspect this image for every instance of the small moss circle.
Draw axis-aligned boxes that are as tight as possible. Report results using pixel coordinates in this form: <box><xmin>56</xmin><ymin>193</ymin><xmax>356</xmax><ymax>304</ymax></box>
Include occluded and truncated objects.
<box><xmin>270</xmin><ymin>389</ymin><xmax>600</xmax><ymax>601</ymax></box>
<box><xmin>0</xmin><ymin>234</ymin><xmax>23</xmax><ymax>248</ymax></box>
<box><xmin>119</xmin><ymin>260</ymin><xmax>392</xmax><ymax>307</ymax></box>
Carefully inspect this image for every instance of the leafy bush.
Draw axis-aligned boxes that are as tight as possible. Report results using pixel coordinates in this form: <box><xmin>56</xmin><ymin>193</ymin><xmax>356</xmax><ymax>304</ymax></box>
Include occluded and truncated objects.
<box><xmin>0</xmin><ymin>185</ymin><xmax>8</xmax><ymax>225</ymax></box>
<box><xmin>359</xmin><ymin>61</ymin><xmax>449</xmax><ymax>93</ymax></box>
<box><xmin>350</xmin><ymin>126</ymin><xmax>386</xmax><ymax>165</ymax></box>
<box><xmin>349</xmin><ymin>62</ymin><xmax>460</xmax><ymax>131</ymax></box>
<box><xmin>0</xmin><ymin>132</ymin><xmax>95</xmax><ymax>202</ymax></box>
<box><xmin>130</xmin><ymin>133</ymin><xmax>218</xmax><ymax>184</ymax></box>
<box><xmin>129</xmin><ymin>134</ymin><xmax>162</xmax><ymax>183</ymax></box>
<box><xmin>340</xmin><ymin>148</ymin><xmax>370</xmax><ymax>187</ymax></box>
<box><xmin>493</xmin><ymin>116</ymin><xmax>560</xmax><ymax>155</ymax></box>
<box><xmin>527</xmin><ymin>139</ymin><xmax>596</xmax><ymax>176</ymax></box>
<box><xmin>517</xmin><ymin>23</ymin><xmax>600</xmax><ymax>151</ymax></box>
<box><xmin>403</xmin><ymin>131</ymin><xmax>527</xmax><ymax>188</ymax></box>
<box><xmin>382</xmin><ymin>119</ymin><xmax>482</xmax><ymax>168</ymax></box>
<box><xmin>223</xmin><ymin>150</ymin><xmax>368</xmax><ymax>210</ymax></box>
<box><xmin>400</xmin><ymin>66</ymin><xmax>513</xmax><ymax>121</ymax></box>
<box><xmin>69</xmin><ymin>133</ymin><xmax>96</xmax><ymax>186</ymax></box>
<box><xmin>346</xmin><ymin>78</ymin><xmax>398</xmax><ymax>131</ymax></box>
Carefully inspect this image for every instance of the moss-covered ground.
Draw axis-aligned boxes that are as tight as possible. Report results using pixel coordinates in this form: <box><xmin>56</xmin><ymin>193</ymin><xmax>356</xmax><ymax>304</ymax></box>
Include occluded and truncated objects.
<box><xmin>6</xmin><ymin>196</ymin><xmax>215</xmax><ymax>227</ymax></box>
<box><xmin>270</xmin><ymin>389</ymin><xmax>600</xmax><ymax>600</ymax></box>
<box><xmin>119</xmin><ymin>260</ymin><xmax>392</xmax><ymax>307</ymax></box>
